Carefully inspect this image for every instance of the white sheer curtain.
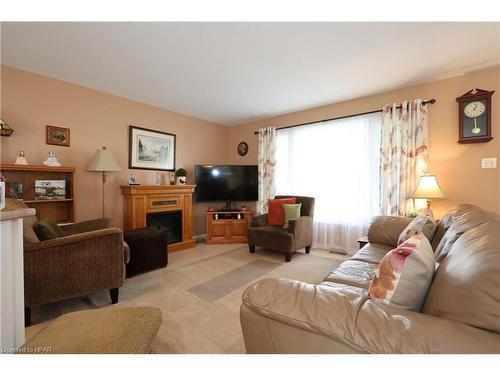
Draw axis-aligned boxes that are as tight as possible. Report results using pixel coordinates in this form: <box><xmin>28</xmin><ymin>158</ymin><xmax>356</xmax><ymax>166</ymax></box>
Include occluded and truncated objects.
<box><xmin>276</xmin><ymin>112</ymin><xmax>382</xmax><ymax>254</ymax></box>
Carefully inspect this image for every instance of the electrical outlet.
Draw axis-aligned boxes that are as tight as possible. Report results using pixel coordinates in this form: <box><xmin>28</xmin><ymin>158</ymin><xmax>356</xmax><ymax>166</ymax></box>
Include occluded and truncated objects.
<box><xmin>481</xmin><ymin>157</ymin><xmax>497</xmax><ymax>169</ymax></box>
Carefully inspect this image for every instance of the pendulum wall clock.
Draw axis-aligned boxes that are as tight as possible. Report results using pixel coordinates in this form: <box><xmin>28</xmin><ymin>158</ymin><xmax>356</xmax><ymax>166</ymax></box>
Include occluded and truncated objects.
<box><xmin>456</xmin><ymin>88</ymin><xmax>495</xmax><ymax>144</ymax></box>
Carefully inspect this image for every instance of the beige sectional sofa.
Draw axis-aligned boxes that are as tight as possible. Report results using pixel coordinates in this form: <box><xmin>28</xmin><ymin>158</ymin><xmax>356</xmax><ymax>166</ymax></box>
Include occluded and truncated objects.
<box><xmin>240</xmin><ymin>204</ymin><xmax>500</xmax><ymax>354</ymax></box>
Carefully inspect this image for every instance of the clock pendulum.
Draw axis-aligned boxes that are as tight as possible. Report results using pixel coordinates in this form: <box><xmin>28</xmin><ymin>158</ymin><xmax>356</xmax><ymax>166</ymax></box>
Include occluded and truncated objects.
<box><xmin>463</xmin><ymin>101</ymin><xmax>486</xmax><ymax>135</ymax></box>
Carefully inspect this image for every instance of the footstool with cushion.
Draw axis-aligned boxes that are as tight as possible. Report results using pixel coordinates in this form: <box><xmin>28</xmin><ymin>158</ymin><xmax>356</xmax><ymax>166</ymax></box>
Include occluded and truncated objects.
<box><xmin>19</xmin><ymin>306</ymin><xmax>162</xmax><ymax>354</ymax></box>
<box><xmin>124</xmin><ymin>228</ymin><xmax>168</xmax><ymax>277</ymax></box>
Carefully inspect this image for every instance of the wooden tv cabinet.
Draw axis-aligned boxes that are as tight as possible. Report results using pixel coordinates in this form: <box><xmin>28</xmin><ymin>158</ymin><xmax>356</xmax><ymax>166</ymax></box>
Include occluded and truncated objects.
<box><xmin>206</xmin><ymin>210</ymin><xmax>252</xmax><ymax>244</ymax></box>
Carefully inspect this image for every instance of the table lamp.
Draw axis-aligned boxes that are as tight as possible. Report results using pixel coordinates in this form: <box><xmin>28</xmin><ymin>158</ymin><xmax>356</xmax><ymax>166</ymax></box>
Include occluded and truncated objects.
<box><xmin>412</xmin><ymin>174</ymin><xmax>445</xmax><ymax>210</ymax></box>
<box><xmin>88</xmin><ymin>146</ymin><xmax>122</xmax><ymax>218</ymax></box>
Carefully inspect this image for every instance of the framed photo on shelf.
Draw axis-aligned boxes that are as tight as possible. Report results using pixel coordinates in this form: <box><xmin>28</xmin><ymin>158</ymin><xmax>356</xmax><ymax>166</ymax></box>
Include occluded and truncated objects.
<box><xmin>35</xmin><ymin>180</ymin><xmax>66</xmax><ymax>200</ymax></box>
<box><xmin>46</xmin><ymin>125</ymin><xmax>70</xmax><ymax>147</ymax></box>
<box><xmin>129</xmin><ymin>126</ymin><xmax>176</xmax><ymax>171</ymax></box>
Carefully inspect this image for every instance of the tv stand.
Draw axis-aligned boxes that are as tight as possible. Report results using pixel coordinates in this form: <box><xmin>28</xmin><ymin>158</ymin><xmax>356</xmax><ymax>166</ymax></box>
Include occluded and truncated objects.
<box><xmin>206</xmin><ymin>210</ymin><xmax>252</xmax><ymax>244</ymax></box>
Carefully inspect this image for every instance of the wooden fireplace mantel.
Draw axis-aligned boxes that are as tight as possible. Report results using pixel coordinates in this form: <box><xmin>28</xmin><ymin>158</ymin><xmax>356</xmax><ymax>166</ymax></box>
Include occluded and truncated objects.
<box><xmin>120</xmin><ymin>184</ymin><xmax>196</xmax><ymax>252</ymax></box>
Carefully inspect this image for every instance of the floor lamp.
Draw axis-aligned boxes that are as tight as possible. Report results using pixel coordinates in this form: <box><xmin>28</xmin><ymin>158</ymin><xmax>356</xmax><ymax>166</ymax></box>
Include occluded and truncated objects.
<box><xmin>88</xmin><ymin>146</ymin><xmax>122</xmax><ymax>218</ymax></box>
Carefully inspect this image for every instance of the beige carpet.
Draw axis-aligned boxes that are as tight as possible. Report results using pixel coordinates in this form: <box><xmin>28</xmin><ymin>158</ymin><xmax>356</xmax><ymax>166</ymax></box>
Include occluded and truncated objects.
<box><xmin>26</xmin><ymin>243</ymin><xmax>346</xmax><ymax>353</ymax></box>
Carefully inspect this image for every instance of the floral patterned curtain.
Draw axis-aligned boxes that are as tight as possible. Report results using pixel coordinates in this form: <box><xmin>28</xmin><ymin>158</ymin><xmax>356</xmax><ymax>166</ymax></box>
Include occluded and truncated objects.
<box><xmin>380</xmin><ymin>99</ymin><xmax>428</xmax><ymax>217</ymax></box>
<box><xmin>257</xmin><ymin>126</ymin><xmax>277</xmax><ymax>214</ymax></box>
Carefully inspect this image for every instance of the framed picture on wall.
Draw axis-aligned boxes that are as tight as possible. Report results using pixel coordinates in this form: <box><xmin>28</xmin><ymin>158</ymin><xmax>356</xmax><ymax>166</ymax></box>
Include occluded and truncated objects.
<box><xmin>129</xmin><ymin>126</ymin><xmax>176</xmax><ymax>171</ymax></box>
<box><xmin>46</xmin><ymin>125</ymin><xmax>70</xmax><ymax>147</ymax></box>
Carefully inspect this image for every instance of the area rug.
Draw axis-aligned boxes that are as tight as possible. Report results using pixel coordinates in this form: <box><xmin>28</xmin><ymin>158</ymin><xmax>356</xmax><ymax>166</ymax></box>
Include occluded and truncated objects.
<box><xmin>27</xmin><ymin>243</ymin><xmax>346</xmax><ymax>353</ymax></box>
<box><xmin>186</xmin><ymin>259</ymin><xmax>281</xmax><ymax>302</ymax></box>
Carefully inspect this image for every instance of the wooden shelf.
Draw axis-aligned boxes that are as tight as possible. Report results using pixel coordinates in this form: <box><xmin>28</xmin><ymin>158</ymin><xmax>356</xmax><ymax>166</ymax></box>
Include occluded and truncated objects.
<box><xmin>23</xmin><ymin>199</ymin><xmax>74</xmax><ymax>204</ymax></box>
<box><xmin>0</xmin><ymin>164</ymin><xmax>75</xmax><ymax>173</ymax></box>
<box><xmin>1</xmin><ymin>164</ymin><xmax>76</xmax><ymax>223</ymax></box>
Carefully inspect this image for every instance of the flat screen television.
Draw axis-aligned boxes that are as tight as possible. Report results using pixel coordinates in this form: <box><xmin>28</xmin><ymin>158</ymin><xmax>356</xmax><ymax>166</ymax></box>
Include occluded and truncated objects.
<box><xmin>195</xmin><ymin>165</ymin><xmax>258</xmax><ymax>203</ymax></box>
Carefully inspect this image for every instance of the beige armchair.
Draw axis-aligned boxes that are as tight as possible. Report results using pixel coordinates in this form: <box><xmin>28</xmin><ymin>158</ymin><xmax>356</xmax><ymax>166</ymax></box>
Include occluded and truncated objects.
<box><xmin>248</xmin><ymin>196</ymin><xmax>315</xmax><ymax>262</ymax></box>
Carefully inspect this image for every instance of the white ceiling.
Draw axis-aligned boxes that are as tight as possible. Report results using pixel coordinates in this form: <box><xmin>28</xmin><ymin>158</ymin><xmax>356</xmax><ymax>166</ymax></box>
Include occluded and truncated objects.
<box><xmin>1</xmin><ymin>22</ymin><xmax>499</xmax><ymax>125</ymax></box>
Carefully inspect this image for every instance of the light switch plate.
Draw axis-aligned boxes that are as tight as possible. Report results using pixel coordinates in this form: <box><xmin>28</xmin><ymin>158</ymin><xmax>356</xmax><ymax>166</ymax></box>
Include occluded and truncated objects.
<box><xmin>481</xmin><ymin>157</ymin><xmax>497</xmax><ymax>169</ymax></box>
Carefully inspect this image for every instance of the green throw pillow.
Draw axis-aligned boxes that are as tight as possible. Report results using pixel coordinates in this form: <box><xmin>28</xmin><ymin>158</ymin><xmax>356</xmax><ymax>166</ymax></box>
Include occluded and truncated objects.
<box><xmin>283</xmin><ymin>203</ymin><xmax>302</xmax><ymax>228</ymax></box>
<box><xmin>33</xmin><ymin>218</ymin><xmax>64</xmax><ymax>241</ymax></box>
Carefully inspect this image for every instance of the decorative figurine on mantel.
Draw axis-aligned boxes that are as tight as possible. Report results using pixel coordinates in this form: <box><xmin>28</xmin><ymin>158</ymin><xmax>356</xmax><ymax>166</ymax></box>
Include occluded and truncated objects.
<box><xmin>43</xmin><ymin>151</ymin><xmax>62</xmax><ymax>167</ymax></box>
<box><xmin>14</xmin><ymin>151</ymin><xmax>28</xmax><ymax>165</ymax></box>
<box><xmin>128</xmin><ymin>174</ymin><xmax>140</xmax><ymax>185</ymax></box>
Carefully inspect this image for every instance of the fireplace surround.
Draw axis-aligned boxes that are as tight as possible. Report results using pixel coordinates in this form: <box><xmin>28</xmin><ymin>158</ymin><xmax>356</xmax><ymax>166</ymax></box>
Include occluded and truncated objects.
<box><xmin>120</xmin><ymin>184</ymin><xmax>196</xmax><ymax>252</ymax></box>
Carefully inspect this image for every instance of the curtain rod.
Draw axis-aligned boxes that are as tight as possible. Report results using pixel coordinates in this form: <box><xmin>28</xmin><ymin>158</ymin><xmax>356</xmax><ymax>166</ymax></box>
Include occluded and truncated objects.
<box><xmin>253</xmin><ymin>99</ymin><xmax>436</xmax><ymax>134</ymax></box>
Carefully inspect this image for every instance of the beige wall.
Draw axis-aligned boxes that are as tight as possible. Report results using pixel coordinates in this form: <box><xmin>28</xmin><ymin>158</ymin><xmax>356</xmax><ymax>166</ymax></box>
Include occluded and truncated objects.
<box><xmin>228</xmin><ymin>67</ymin><xmax>500</xmax><ymax>218</ymax></box>
<box><xmin>0</xmin><ymin>65</ymin><xmax>229</xmax><ymax>234</ymax></box>
<box><xmin>2</xmin><ymin>64</ymin><xmax>499</xmax><ymax>232</ymax></box>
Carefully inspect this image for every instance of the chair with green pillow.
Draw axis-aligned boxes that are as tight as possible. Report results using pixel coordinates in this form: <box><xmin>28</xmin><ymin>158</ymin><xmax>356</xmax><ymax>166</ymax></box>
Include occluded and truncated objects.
<box><xmin>248</xmin><ymin>195</ymin><xmax>315</xmax><ymax>262</ymax></box>
<box><xmin>5</xmin><ymin>198</ymin><xmax>130</xmax><ymax>326</ymax></box>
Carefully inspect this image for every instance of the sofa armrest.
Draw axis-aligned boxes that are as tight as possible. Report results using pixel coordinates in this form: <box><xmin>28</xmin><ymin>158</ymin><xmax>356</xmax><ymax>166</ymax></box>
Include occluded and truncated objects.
<box><xmin>241</xmin><ymin>278</ymin><xmax>500</xmax><ymax>353</ymax></box>
<box><xmin>252</xmin><ymin>214</ymin><xmax>268</xmax><ymax>227</ymax></box>
<box><xmin>59</xmin><ymin>218</ymin><xmax>111</xmax><ymax>236</ymax></box>
<box><xmin>24</xmin><ymin>228</ymin><xmax>124</xmax><ymax>307</ymax></box>
<box><xmin>288</xmin><ymin>216</ymin><xmax>313</xmax><ymax>248</ymax></box>
<box><xmin>367</xmin><ymin>215</ymin><xmax>411</xmax><ymax>247</ymax></box>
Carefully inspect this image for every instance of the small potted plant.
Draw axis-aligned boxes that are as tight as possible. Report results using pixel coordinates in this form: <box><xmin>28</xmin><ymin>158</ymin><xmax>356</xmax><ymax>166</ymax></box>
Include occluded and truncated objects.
<box><xmin>175</xmin><ymin>168</ymin><xmax>187</xmax><ymax>185</ymax></box>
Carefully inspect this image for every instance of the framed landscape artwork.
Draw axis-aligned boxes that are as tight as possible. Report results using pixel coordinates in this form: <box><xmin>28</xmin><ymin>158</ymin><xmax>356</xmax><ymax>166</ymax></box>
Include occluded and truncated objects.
<box><xmin>129</xmin><ymin>126</ymin><xmax>176</xmax><ymax>171</ymax></box>
<box><xmin>46</xmin><ymin>125</ymin><xmax>70</xmax><ymax>147</ymax></box>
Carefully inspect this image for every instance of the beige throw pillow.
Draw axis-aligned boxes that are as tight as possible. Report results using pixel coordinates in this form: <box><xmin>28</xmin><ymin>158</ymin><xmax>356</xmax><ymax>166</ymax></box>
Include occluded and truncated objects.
<box><xmin>398</xmin><ymin>211</ymin><xmax>436</xmax><ymax>246</ymax></box>
<box><xmin>368</xmin><ymin>234</ymin><xmax>435</xmax><ymax>311</ymax></box>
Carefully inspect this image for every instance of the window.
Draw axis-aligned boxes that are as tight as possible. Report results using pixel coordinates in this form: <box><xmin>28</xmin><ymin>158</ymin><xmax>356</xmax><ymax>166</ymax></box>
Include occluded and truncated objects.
<box><xmin>276</xmin><ymin>112</ymin><xmax>382</xmax><ymax>253</ymax></box>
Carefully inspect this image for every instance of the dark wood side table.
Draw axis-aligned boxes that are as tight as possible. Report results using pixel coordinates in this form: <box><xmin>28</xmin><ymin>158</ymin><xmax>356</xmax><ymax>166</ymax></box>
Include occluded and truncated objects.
<box><xmin>357</xmin><ymin>236</ymin><xmax>368</xmax><ymax>249</ymax></box>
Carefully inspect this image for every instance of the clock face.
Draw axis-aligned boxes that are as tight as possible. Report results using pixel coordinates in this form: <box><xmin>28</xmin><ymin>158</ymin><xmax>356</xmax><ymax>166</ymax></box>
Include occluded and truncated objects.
<box><xmin>464</xmin><ymin>101</ymin><xmax>486</xmax><ymax>118</ymax></box>
<box><xmin>237</xmin><ymin>142</ymin><xmax>248</xmax><ymax>156</ymax></box>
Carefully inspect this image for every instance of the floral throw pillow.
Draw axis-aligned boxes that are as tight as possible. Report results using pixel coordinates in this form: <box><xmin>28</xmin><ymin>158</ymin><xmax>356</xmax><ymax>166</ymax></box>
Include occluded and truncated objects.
<box><xmin>368</xmin><ymin>234</ymin><xmax>435</xmax><ymax>311</ymax></box>
<box><xmin>398</xmin><ymin>210</ymin><xmax>437</xmax><ymax>246</ymax></box>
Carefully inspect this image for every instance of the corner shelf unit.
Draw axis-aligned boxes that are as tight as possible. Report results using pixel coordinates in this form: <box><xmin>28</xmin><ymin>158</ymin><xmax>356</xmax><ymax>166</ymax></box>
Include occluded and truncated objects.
<box><xmin>0</xmin><ymin>164</ymin><xmax>76</xmax><ymax>224</ymax></box>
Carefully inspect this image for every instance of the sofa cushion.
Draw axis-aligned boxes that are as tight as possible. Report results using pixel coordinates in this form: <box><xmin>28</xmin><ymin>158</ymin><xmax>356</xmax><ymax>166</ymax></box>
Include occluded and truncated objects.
<box><xmin>33</xmin><ymin>218</ymin><xmax>64</xmax><ymax>240</ymax></box>
<box><xmin>423</xmin><ymin>220</ymin><xmax>500</xmax><ymax>333</ymax></box>
<box><xmin>283</xmin><ymin>203</ymin><xmax>301</xmax><ymax>228</ymax></box>
<box><xmin>367</xmin><ymin>216</ymin><xmax>412</xmax><ymax>248</ymax></box>
<box><xmin>268</xmin><ymin>198</ymin><xmax>296</xmax><ymax>227</ymax></box>
<box><xmin>397</xmin><ymin>211</ymin><xmax>436</xmax><ymax>245</ymax></box>
<box><xmin>434</xmin><ymin>204</ymin><xmax>499</xmax><ymax>262</ymax></box>
<box><xmin>324</xmin><ymin>260</ymin><xmax>378</xmax><ymax>289</ymax></box>
<box><xmin>350</xmin><ymin>243</ymin><xmax>393</xmax><ymax>264</ymax></box>
<box><xmin>368</xmin><ymin>234</ymin><xmax>434</xmax><ymax>311</ymax></box>
<box><xmin>430</xmin><ymin>206</ymin><xmax>457</xmax><ymax>250</ymax></box>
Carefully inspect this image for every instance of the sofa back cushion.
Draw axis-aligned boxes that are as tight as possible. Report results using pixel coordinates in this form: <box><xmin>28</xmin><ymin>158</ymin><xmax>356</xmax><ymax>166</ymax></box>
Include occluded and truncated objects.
<box><xmin>268</xmin><ymin>198</ymin><xmax>296</xmax><ymax>226</ymax></box>
<box><xmin>398</xmin><ymin>211</ymin><xmax>436</xmax><ymax>245</ymax></box>
<box><xmin>423</xmin><ymin>220</ymin><xmax>500</xmax><ymax>333</ymax></box>
<box><xmin>368</xmin><ymin>234</ymin><xmax>434</xmax><ymax>311</ymax></box>
<box><xmin>430</xmin><ymin>206</ymin><xmax>457</xmax><ymax>250</ymax></box>
<box><xmin>434</xmin><ymin>204</ymin><xmax>498</xmax><ymax>262</ymax></box>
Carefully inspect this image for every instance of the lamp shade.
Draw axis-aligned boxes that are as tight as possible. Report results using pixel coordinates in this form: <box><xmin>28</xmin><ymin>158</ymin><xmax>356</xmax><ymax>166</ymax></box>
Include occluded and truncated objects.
<box><xmin>412</xmin><ymin>175</ymin><xmax>445</xmax><ymax>199</ymax></box>
<box><xmin>87</xmin><ymin>146</ymin><xmax>122</xmax><ymax>172</ymax></box>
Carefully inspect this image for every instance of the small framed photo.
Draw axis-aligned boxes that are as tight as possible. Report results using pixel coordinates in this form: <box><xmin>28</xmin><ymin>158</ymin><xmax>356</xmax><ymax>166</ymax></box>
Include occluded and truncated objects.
<box><xmin>129</xmin><ymin>126</ymin><xmax>176</xmax><ymax>171</ymax></box>
<box><xmin>46</xmin><ymin>125</ymin><xmax>70</xmax><ymax>147</ymax></box>
<box><xmin>35</xmin><ymin>180</ymin><xmax>67</xmax><ymax>200</ymax></box>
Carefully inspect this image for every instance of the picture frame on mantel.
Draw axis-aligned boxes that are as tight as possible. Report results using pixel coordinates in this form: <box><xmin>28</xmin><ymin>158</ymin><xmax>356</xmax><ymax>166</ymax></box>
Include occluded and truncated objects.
<box><xmin>129</xmin><ymin>125</ymin><xmax>176</xmax><ymax>171</ymax></box>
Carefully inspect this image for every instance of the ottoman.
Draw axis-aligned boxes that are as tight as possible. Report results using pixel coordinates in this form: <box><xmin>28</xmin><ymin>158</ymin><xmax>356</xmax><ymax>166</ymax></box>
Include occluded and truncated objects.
<box><xmin>124</xmin><ymin>228</ymin><xmax>168</xmax><ymax>277</ymax></box>
<box><xmin>18</xmin><ymin>306</ymin><xmax>162</xmax><ymax>354</ymax></box>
